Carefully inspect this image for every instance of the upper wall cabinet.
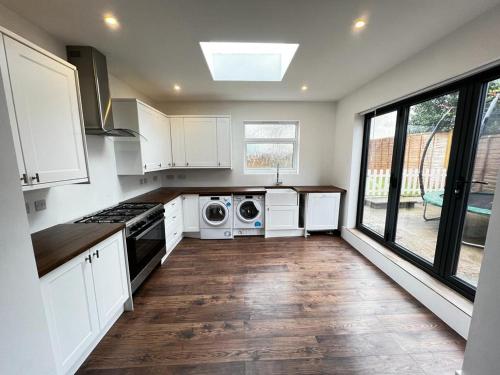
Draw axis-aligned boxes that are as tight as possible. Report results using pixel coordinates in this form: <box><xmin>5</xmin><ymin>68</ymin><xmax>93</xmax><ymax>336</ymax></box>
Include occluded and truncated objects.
<box><xmin>170</xmin><ymin>116</ymin><xmax>232</xmax><ymax>169</ymax></box>
<box><xmin>0</xmin><ymin>33</ymin><xmax>89</xmax><ymax>190</ymax></box>
<box><xmin>113</xmin><ymin>99</ymin><xmax>172</xmax><ymax>175</ymax></box>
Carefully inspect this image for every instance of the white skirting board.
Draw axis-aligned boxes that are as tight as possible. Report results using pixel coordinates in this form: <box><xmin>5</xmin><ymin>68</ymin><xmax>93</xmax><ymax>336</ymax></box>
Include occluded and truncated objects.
<box><xmin>342</xmin><ymin>228</ymin><xmax>472</xmax><ymax>339</ymax></box>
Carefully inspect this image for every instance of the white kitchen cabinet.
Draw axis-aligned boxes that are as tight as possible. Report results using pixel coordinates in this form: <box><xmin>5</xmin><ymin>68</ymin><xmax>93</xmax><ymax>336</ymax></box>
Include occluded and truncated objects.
<box><xmin>169</xmin><ymin>116</ymin><xmax>231</xmax><ymax>169</ymax></box>
<box><xmin>305</xmin><ymin>193</ymin><xmax>340</xmax><ymax>231</ymax></box>
<box><xmin>266</xmin><ymin>206</ymin><xmax>299</xmax><ymax>230</ymax></box>
<box><xmin>163</xmin><ymin>196</ymin><xmax>183</xmax><ymax>263</ymax></box>
<box><xmin>0</xmin><ymin>33</ymin><xmax>88</xmax><ymax>189</ymax></box>
<box><xmin>184</xmin><ymin>117</ymin><xmax>218</xmax><ymax>167</ymax></box>
<box><xmin>40</xmin><ymin>231</ymin><xmax>129</xmax><ymax>375</ymax></box>
<box><xmin>113</xmin><ymin>99</ymin><xmax>172</xmax><ymax>175</ymax></box>
<box><xmin>40</xmin><ymin>251</ymin><xmax>99</xmax><ymax>375</ymax></box>
<box><xmin>182</xmin><ymin>194</ymin><xmax>200</xmax><ymax>232</ymax></box>
<box><xmin>170</xmin><ymin>117</ymin><xmax>186</xmax><ymax>167</ymax></box>
<box><xmin>217</xmin><ymin>117</ymin><xmax>232</xmax><ymax>167</ymax></box>
<box><xmin>89</xmin><ymin>232</ymin><xmax>129</xmax><ymax>330</ymax></box>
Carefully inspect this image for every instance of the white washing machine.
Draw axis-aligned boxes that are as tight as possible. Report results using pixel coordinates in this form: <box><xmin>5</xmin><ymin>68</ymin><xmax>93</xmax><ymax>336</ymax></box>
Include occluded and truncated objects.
<box><xmin>233</xmin><ymin>195</ymin><xmax>265</xmax><ymax>236</ymax></box>
<box><xmin>199</xmin><ymin>196</ymin><xmax>233</xmax><ymax>239</ymax></box>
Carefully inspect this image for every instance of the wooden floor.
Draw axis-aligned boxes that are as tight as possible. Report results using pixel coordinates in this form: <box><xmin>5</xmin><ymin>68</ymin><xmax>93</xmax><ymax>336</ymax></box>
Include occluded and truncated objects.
<box><xmin>78</xmin><ymin>235</ymin><xmax>465</xmax><ymax>375</ymax></box>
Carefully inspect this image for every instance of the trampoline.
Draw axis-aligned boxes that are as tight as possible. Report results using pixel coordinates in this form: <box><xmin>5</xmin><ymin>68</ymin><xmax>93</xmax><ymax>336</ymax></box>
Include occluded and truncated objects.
<box><xmin>423</xmin><ymin>190</ymin><xmax>493</xmax><ymax>216</ymax></box>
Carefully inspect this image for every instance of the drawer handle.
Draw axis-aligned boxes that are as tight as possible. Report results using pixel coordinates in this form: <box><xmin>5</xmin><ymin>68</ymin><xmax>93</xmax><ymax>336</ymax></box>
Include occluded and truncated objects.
<box><xmin>93</xmin><ymin>250</ymin><xmax>100</xmax><ymax>259</ymax></box>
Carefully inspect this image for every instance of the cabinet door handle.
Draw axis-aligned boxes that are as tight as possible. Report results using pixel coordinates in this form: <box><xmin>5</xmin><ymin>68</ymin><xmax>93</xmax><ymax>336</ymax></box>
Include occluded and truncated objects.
<box><xmin>144</xmin><ymin>164</ymin><xmax>147</xmax><ymax>170</ymax></box>
<box><xmin>186</xmin><ymin>162</ymin><xmax>189</xmax><ymax>166</ymax></box>
<box><xmin>31</xmin><ymin>173</ymin><xmax>40</xmax><ymax>183</ymax></box>
<box><xmin>173</xmin><ymin>162</ymin><xmax>176</xmax><ymax>167</ymax></box>
<box><xmin>158</xmin><ymin>163</ymin><xmax>162</xmax><ymax>167</ymax></box>
<box><xmin>85</xmin><ymin>255</ymin><xmax>92</xmax><ymax>264</ymax></box>
<box><xmin>93</xmin><ymin>250</ymin><xmax>100</xmax><ymax>259</ymax></box>
<box><xmin>20</xmin><ymin>174</ymin><xmax>28</xmax><ymax>183</ymax></box>
<box><xmin>172</xmin><ymin>216</ymin><xmax>176</xmax><ymax>219</ymax></box>
<box><xmin>218</xmin><ymin>162</ymin><xmax>221</xmax><ymax>166</ymax></box>
<box><xmin>168</xmin><ymin>162</ymin><xmax>171</xmax><ymax>167</ymax></box>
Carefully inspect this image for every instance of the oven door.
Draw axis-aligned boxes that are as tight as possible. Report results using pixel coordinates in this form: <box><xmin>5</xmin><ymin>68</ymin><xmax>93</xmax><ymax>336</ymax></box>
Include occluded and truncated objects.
<box><xmin>126</xmin><ymin>218</ymin><xmax>166</xmax><ymax>285</ymax></box>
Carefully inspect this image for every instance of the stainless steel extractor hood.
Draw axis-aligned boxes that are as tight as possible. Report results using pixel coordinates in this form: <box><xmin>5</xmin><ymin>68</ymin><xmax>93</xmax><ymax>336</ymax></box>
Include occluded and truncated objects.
<box><xmin>67</xmin><ymin>46</ymin><xmax>136</xmax><ymax>137</ymax></box>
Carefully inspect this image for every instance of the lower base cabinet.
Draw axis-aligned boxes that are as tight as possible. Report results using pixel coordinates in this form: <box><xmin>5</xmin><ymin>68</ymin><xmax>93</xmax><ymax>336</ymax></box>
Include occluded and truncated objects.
<box><xmin>305</xmin><ymin>193</ymin><xmax>340</xmax><ymax>231</ymax></box>
<box><xmin>266</xmin><ymin>206</ymin><xmax>299</xmax><ymax>230</ymax></box>
<box><xmin>40</xmin><ymin>231</ymin><xmax>129</xmax><ymax>375</ymax></box>
<box><xmin>163</xmin><ymin>197</ymin><xmax>184</xmax><ymax>262</ymax></box>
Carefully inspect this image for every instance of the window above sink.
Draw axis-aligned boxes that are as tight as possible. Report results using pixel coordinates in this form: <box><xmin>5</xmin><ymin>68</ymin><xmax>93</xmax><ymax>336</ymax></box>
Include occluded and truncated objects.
<box><xmin>244</xmin><ymin>121</ymin><xmax>299</xmax><ymax>175</ymax></box>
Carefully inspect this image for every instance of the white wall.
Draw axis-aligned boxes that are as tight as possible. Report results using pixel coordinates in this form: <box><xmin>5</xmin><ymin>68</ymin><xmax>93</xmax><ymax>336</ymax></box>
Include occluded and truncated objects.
<box><xmin>332</xmin><ymin>4</ymin><xmax>500</xmax><ymax>228</ymax></box>
<box><xmin>158</xmin><ymin>101</ymin><xmax>336</xmax><ymax>187</ymax></box>
<box><xmin>461</xmin><ymin>173</ymin><xmax>500</xmax><ymax>375</ymax></box>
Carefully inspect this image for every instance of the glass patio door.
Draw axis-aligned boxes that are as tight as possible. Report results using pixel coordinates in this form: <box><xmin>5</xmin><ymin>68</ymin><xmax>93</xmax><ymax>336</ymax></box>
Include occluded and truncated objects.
<box><xmin>393</xmin><ymin>92</ymin><xmax>459</xmax><ymax>264</ymax></box>
<box><xmin>357</xmin><ymin>65</ymin><xmax>500</xmax><ymax>300</ymax></box>
<box><xmin>449</xmin><ymin>78</ymin><xmax>500</xmax><ymax>288</ymax></box>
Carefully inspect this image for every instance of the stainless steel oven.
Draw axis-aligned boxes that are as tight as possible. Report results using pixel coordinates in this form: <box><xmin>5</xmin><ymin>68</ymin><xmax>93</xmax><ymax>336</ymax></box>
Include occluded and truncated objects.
<box><xmin>74</xmin><ymin>202</ymin><xmax>167</xmax><ymax>293</ymax></box>
<box><xmin>126</xmin><ymin>213</ymin><xmax>166</xmax><ymax>293</ymax></box>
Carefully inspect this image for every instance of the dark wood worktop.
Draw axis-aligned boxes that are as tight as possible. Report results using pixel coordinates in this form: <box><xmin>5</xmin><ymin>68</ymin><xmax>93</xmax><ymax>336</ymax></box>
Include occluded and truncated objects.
<box><xmin>293</xmin><ymin>185</ymin><xmax>347</xmax><ymax>194</ymax></box>
<box><xmin>124</xmin><ymin>185</ymin><xmax>346</xmax><ymax>205</ymax></box>
<box><xmin>32</xmin><ymin>223</ymin><xmax>125</xmax><ymax>278</ymax></box>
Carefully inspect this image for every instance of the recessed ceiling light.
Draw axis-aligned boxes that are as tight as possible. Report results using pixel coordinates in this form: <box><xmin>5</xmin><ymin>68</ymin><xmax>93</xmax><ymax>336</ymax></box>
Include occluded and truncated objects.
<box><xmin>173</xmin><ymin>84</ymin><xmax>181</xmax><ymax>91</ymax></box>
<box><xmin>354</xmin><ymin>18</ymin><xmax>367</xmax><ymax>30</ymax></box>
<box><xmin>301</xmin><ymin>85</ymin><xmax>308</xmax><ymax>91</ymax></box>
<box><xmin>199</xmin><ymin>42</ymin><xmax>299</xmax><ymax>81</ymax></box>
<box><xmin>104</xmin><ymin>15</ymin><xmax>120</xmax><ymax>29</ymax></box>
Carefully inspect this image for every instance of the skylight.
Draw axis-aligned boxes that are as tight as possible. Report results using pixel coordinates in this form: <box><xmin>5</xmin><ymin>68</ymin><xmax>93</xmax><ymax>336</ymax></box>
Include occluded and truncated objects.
<box><xmin>199</xmin><ymin>42</ymin><xmax>299</xmax><ymax>82</ymax></box>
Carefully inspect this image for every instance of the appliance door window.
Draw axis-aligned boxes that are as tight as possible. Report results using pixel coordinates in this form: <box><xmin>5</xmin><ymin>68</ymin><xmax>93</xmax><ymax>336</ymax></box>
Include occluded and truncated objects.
<box><xmin>204</xmin><ymin>202</ymin><xmax>228</xmax><ymax>226</ymax></box>
<box><xmin>127</xmin><ymin>219</ymin><xmax>166</xmax><ymax>280</ymax></box>
<box><xmin>238</xmin><ymin>200</ymin><xmax>260</xmax><ymax>221</ymax></box>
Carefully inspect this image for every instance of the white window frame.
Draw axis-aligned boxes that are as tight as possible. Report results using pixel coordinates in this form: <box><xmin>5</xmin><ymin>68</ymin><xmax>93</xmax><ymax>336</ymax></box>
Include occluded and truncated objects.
<box><xmin>243</xmin><ymin>121</ymin><xmax>300</xmax><ymax>175</ymax></box>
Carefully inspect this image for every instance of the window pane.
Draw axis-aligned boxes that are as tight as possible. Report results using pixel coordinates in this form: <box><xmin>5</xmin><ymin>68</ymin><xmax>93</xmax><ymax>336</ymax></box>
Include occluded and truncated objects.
<box><xmin>455</xmin><ymin>79</ymin><xmax>500</xmax><ymax>286</ymax></box>
<box><xmin>246</xmin><ymin>143</ymin><xmax>294</xmax><ymax>169</ymax></box>
<box><xmin>361</xmin><ymin>111</ymin><xmax>397</xmax><ymax>235</ymax></box>
<box><xmin>395</xmin><ymin>92</ymin><xmax>459</xmax><ymax>263</ymax></box>
<box><xmin>245</xmin><ymin>123</ymin><xmax>296</xmax><ymax>139</ymax></box>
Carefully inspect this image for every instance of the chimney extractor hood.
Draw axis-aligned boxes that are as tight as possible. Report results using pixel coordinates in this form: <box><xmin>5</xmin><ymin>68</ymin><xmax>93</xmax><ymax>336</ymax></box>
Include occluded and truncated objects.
<box><xmin>67</xmin><ymin>46</ymin><xmax>136</xmax><ymax>137</ymax></box>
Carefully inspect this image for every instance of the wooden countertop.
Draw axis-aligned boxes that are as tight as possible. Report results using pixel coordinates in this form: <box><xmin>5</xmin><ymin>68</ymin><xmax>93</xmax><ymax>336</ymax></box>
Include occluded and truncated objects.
<box><xmin>124</xmin><ymin>185</ymin><xmax>346</xmax><ymax>205</ymax></box>
<box><xmin>293</xmin><ymin>185</ymin><xmax>347</xmax><ymax>194</ymax></box>
<box><xmin>32</xmin><ymin>223</ymin><xmax>125</xmax><ymax>278</ymax></box>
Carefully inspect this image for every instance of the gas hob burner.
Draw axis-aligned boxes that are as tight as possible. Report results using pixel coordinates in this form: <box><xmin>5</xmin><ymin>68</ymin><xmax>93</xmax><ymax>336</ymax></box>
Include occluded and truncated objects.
<box><xmin>74</xmin><ymin>202</ymin><xmax>163</xmax><ymax>225</ymax></box>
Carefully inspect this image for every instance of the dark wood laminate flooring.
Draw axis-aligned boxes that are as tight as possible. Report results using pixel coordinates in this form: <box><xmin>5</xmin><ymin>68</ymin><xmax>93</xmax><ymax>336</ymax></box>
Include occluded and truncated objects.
<box><xmin>78</xmin><ymin>235</ymin><xmax>465</xmax><ymax>375</ymax></box>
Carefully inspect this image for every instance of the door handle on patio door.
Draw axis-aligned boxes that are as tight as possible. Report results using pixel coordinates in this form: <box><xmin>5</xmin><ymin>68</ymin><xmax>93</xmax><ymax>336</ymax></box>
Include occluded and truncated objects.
<box><xmin>455</xmin><ymin>179</ymin><xmax>489</xmax><ymax>196</ymax></box>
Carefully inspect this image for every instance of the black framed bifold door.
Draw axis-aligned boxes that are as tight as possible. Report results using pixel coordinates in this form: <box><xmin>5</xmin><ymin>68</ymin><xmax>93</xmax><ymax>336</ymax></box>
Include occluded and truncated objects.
<box><xmin>442</xmin><ymin>75</ymin><xmax>500</xmax><ymax>297</ymax></box>
<box><xmin>357</xmin><ymin>65</ymin><xmax>500</xmax><ymax>300</ymax></box>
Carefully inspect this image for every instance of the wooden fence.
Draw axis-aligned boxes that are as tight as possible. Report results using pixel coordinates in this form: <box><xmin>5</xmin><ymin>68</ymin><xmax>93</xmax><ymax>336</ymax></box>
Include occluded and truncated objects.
<box><xmin>366</xmin><ymin>168</ymin><xmax>448</xmax><ymax>197</ymax></box>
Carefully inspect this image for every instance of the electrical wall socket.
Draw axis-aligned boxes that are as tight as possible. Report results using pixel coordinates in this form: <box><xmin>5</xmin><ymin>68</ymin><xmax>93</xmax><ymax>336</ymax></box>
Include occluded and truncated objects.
<box><xmin>25</xmin><ymin>201</ymin><xmax>30</xmax><ymax>214</ymax></box>
<box><xmin>165</xmin><ymin>174</ymin><xmax>174</xmax><ymax>180</ymax></box>
<box><xmin>177</xmin><ymin>174</ymin><xmax>186</xmax><ymax>180</ymax></box>
<box><xmin>144</xmin><ymin>178</ymin><xmax>148</xmax><ymax>184</ymax></box>
<box><xmin>153</xmin><ymin>175</ymin><xmax>158</xmax><ymax>182</ymax></box>
<box><xmin>139</xmin><ymin>178</ymin><xmax>144</xmax><ymax>185</ymax></box>
<box><xmin>34</xmin><ymin>199</ymin><xmax>46</xmax><ymax>212</ymax></box>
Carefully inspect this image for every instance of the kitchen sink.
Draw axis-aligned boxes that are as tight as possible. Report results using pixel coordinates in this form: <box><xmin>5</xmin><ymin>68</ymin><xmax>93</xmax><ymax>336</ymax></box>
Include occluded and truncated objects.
<box><xmin>265</xmin><ymin>188</ymin><xmax>298</xmax><ymax>206</ymax></box>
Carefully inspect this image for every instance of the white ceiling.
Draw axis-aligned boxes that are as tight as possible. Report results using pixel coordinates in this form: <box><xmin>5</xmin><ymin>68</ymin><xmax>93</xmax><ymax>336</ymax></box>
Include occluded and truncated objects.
<box><xmin>2</xmin><ymin>0</ymin><xmax>500</xmax><ymax>102</ymax></box>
